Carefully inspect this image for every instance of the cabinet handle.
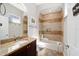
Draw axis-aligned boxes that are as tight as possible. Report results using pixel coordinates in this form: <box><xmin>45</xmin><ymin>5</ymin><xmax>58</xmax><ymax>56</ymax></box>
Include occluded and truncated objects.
<box><xmin>27</xmin><ymin>45</ymin><xmax>30</xmax><ymax>48</ymax></box>
<box><xmin>29</xmin><ymin>45</ymin><xmax>30</xmax><ymax>48</ymax></box>
<box><xmin>27</xmin><ymin>46</ymin><xmax>29</xmax><ymax>48</ymax></box>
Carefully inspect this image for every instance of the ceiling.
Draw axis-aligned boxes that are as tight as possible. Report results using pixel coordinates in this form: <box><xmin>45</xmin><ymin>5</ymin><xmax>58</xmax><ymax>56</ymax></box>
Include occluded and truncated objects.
<box><xmin>10</xmin><ymin>3</ymin><xmax>28</xmax><ymax>12</ymax></box>
<box><xmin>9</xmin><ymin>3</ymin><xmax>67</xmax><ymax>17</ymax></box>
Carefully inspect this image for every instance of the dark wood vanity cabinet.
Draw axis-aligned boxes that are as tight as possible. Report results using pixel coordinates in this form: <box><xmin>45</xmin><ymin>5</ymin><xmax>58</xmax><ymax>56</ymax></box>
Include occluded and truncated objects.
<box><xmin>25</xmin><ymin>40</ymin><xmax>37</xmax><ymax>56</ymax></box>
<box><xmin>8</xmin><ymin>40</ymin><xmax>37</xmax><ymax>56</ymax></box>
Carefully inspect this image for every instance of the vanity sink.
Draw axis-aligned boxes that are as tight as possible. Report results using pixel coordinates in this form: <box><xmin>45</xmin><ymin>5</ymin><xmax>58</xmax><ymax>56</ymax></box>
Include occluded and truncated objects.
<box><xmin>0</xmin><ymin>38</ymin><xmax>36</xmax><ymax>56</ymax></box>
<box><xmin>11</xmin><ymin>40</ymin><xmax>29</xmax><ymax>51</ymax></box>
<box><xmin>15</xmin><ymin>40</ymin><xmax>28</xmax><ymax>44</ymax></box>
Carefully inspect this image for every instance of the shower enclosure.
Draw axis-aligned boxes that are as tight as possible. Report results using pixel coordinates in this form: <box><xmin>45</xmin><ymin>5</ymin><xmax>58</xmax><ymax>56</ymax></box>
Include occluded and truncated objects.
<box><xmin>38</xmin><ymin>3</ymin><xmax>64</xmax><ymax>56</ymax></box>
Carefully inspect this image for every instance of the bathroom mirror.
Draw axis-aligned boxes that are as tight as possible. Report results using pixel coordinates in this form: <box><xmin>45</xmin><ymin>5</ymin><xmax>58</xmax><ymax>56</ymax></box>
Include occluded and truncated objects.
<box><xmin>0</xmin><ymin>15</ymin><xmax>28</xmax><ymax>40</ymax></box>
<box><xmin>0</xmin><ymin>3</ymin><xmax>28</xmax><ymax>42</ymax></box>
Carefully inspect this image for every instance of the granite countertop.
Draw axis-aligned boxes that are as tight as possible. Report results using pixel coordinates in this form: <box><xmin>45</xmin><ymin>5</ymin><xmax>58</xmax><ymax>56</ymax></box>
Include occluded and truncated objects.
<box><xmin>0</xmin><ymin>38</ymin><xmax>36</xmax><ymax>56</ymax></box>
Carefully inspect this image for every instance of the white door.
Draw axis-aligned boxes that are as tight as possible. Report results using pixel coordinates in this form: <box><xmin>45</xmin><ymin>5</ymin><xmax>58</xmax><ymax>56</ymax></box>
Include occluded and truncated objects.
<box><xmin>64</xmin><ymin>3</ymin><xmax>79</xmax><ymax>56</ymax></box>
<box><xmin>0</xmin><ymin>16</ymin><xmax>9</xmax><ymax>40</ymax></box>
<box><xmin>64</xmin><ymin>16</ymin><xmax>70</xmax><ymax>56</ymax></box>
<box><xmin>64</xmin><ymin>3</ymin><xmax>70</xmax><ymax>56</ymax></box>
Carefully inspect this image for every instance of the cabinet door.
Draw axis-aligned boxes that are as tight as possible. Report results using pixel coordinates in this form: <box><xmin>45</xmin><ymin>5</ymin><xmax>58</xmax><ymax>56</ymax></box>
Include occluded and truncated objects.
<box><xmin>8</xmin><ymin>40</ymin><xmax>36</xmax><ymax>56</ymax></box>
<box><xmin>0</xmin><ymin>16</ymin><xmax>9</xmax><ymax>40</ymax></box>
<box><xmin>26</xmin><ymin>40</ymin><xmax>36</xmax><ymax>56</ymax></box>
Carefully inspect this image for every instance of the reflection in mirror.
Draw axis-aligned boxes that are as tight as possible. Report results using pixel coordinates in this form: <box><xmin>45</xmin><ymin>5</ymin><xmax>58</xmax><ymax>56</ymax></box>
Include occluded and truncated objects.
<box><xmin>0</xmin><ymin>3</ymin><xmax>28</xmax><ymax>44</ymax></box>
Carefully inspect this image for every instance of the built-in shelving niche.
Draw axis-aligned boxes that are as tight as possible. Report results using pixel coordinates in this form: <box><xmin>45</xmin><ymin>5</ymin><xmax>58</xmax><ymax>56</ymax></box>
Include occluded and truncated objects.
<box><xmin>39</xmin><ymin>10</ymin><xmax>64</xmax><ymax>42</ymax></box>
<box><xmin>23</xmin><ymin>16</ymin><xmax>28</xmax><ymax>36</ymax></box>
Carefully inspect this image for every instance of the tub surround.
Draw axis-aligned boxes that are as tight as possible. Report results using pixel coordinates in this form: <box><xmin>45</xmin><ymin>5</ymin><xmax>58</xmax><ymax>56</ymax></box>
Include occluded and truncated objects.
<box><xmin>0</xmin><ymin>37</ymin><xmax>36</xmax><ymax>56</ymax></box>
<box><xmin>39</xmin><ymin>10</ymin><xmax>64</xmax><ymax>42</ymax></box>
<box><xmin>39</xmin><ymin>8</ymin><xmax>64</xmax><ymax>56</ymax></box>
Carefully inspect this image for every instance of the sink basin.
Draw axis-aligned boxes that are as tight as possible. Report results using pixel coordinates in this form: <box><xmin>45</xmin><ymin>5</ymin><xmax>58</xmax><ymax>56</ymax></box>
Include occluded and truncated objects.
<box><xmin>8</xmin><ymin>44</ymin><xmax>20</xmax><ymax>52</ymax></box>
<box><xmin>8</xmin><ymin>40</ymin><xmax>28</xmax><ymax>53</ymax></box>
<box><xmin>16</xmin><ymin>40</ymin><xmax>28</xmax><ymax>44</ymax></box>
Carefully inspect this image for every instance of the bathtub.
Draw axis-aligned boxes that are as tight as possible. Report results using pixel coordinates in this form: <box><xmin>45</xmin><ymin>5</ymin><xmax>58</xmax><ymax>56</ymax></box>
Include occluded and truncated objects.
<box><xmin>37</xmin><ymin>38</ymin><xmax>64</xmax><ymax>52</ymax></box>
